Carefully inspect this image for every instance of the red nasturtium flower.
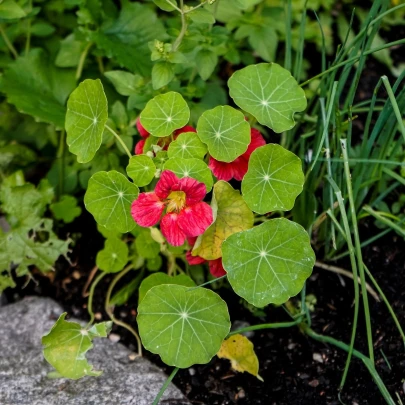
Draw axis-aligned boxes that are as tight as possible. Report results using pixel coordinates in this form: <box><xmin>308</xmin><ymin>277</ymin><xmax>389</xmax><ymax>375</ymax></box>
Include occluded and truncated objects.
<box><xmin>134</xmin><ymin>118</ymin><xmax>196</xmax><ymax>155</ymax></box>
<box><xmin>185</xmin><ymin>237</ymin><xmax>227</xmax><ymax>278</ymax></box>
<box><xmin>131</xmin><ymin>170</ymin><xmax>213</xmax><ymax>246</ymax></box>
<box><xmin>209</xmin><ymin>128</ymin><xmax>266</xmax><ymax>181</ymax></box>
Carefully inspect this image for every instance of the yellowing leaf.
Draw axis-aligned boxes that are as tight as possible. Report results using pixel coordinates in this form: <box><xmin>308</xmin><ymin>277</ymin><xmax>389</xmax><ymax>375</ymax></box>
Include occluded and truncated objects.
<box><xmin>192</xmin><ymin>181</ymin><xmax>253</xmax><ymax>260</ymax></box>
<box><xmin>217</xmin><ymin>334</ymin><xmax>262</xmax><ymax>381</ymax></box>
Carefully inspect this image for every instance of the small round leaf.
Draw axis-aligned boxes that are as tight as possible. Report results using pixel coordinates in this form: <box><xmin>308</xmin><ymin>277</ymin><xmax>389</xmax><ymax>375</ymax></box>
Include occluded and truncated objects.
<box><xmin>66</xmin><ymin>79</ymin><xmax>108</xmax><ymax>163</ymax></box>
<box><xmin>163</xmin><ymin>158</ymin><xmax>213</xmax><ymax>192</ymax></box>
<box><xmin>242</xmin><ymin>144</ymin><xmax>304</xmax><ymax>213</ymax></box>
<box><xmin>126</xmin><ymin>155</ymin><xmax>156</xmax><ymax>187</ymax></box>
<box><xmin>138</xmin><ymin>284</ymin><xmax>231</xmax><ymax>368</ymax></box>
<box><xmin>140</xmin><ymin>92</ymin><xmax>190</xmax><ymax>137</ymax></box>
<box><xmin>228</xmin><ymin>63</ymin><xmax>306</xmax><ymax>133</ymax></box>
<box><xmin>96</xmin><ymin>237</ymin><xmax>129</xmax><ymax>273</ymax></box>
<box><xmin>167</xmin><ymin>132</ymin><xmax>207</xmax><ymax>160</ymax></box>
<box><xmin>84</xmin><ymin>170</ymin><xmax>139</xmax><ymax>233</ymax></box>
<box><xmin>196</xmin><ymin>105</ymin><xmax>250</xmax><ymax>162</ymax></box>
<box><xmin>222</xmin><ymin>218</ymin><xmax>315</xmax><ymax>307</ymax></box>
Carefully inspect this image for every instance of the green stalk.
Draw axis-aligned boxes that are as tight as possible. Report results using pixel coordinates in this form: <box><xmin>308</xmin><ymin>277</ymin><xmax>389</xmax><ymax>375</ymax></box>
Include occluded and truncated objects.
<box><xmin>0</xmin><ymin>24</ymin><xmax>18</xmax><ymax>59</ymax></box>
<box><xmin>76</xmin><ymin>42</ymin><xmax>93</xmax><ymax>81</ymax></box>
<box><xmin>105</xmin><ymin>125</ymin><xmax>132</xmax><ymax>159</ymax></box>
<box><xmin>363</xmin><ymin>205</ymin><xmax>405</xmax><ymax>238</ymax></box>
<box><xmin>284</xmin><ymin>0</ymin><xmax>292</xmax><ymax>71</ymax></box>
<box><xmin>341</xmin><ymin>139</ymin><xmax>374</xmax><ymax>364</ymax></box>
<box><xmin>56</xmin><ymin>130</ymin><xmax>66</xmax><ymax>200</ymax></box>
<box><xmin>86</xmin><ymin>271</ymin><xmax>107</xmax><ymax>326</ymax></box>
<box><xmin>381</xmin><ymin>76</ymin><xmax>405</xmax><ymax>142</ymax></box>
<box><xmin>172</xmin><ymin>0</ymin><xmax>187</xmax><ymax>52</ymax></box>
<box><xmin>152</xmin><ymin>367</ymin><xmax>180</xmax><ymax>405</ymax></box>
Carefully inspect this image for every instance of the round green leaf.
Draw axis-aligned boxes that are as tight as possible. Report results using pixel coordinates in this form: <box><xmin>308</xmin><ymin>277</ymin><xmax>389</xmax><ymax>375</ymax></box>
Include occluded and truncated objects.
<box><xmin>66</xmin><ymin>79</ymin><xmax>108</xmax><ymax>163</ymax></box>
<box><xmin>196</xmin><ymin>105</ymin><xmax>250</xmax><ymax>162</ymax></box>
<box><xmin>138</xmin><ymin>284</ymin><xmax>231</xmax><ymax>367</ymax></box>
<box><xmin>42</xmin><ymin>313</ymin><xmax>112</xmax><ymax>380</ymax></box>
<box><xmin>84</xmin><ymin>170</ymin><xmax>139</xmax><ymax>233</ymax></box>
<box><xmin>138</xmin><ymin>272</ymin><xmax>196</xmax><ymax>304</ymax></box>
<box><xmin>135</xmin><ymin>228</ymin><xmax>160</xmax><ymax>259</ymax></box>
<box><xmin>96</xmin><ymin>237</ymin><xmax>129</xmax><ymax>273</ymax></box>
<box><xmin>228</xmin><ymin>63</ymin><xmax>307</xmax><ymax>133</ymax></box>
<box><xmin>192</xmin><ymin>181</ymin><xmax>254</xmax><ymax>260</ymax></box>
<box><xmin>167</xmin><ymin>132</ymin><xmax>207</xmax><ymax>160</ymax></box>
<box><xmin>222</xmin><ymin>218</ymin><xmax>315</xmax><ymax>307</ymax></box>
<box><xmin>126</xmin><ymin>155</ymin><xmax>156</xmax><ymax>187</ymax></box>
<box><xmin>163</xmin><ymin>157</ymin><xmax>213</xmax><ymax>192</ymax></box>
<box><xmin>242</xmin><ymin>144</ymin><xmax>304</xmax><ymax>213</ymax></box>
<box><xmin>140</xmin><ymin>92</ymin><xmax>190</xmax><ymax>137</ymax></box>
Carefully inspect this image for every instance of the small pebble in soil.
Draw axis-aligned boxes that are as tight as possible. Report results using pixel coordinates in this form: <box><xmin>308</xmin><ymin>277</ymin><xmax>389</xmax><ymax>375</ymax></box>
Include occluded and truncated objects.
<box><xmin>188</xmin><ymin>368</ymin><xmax>196</xmax><ymax>376</ymax></box>
<box><xmin>313</xmin><ymin>353</ymin><xmax>324</xmax><ymax>363</ymax></box>
<box><xmin>108</xmin><ymin>333</ymin><xmax>121</xmax><ymax>343</ymax></box>
<box><xmin>308</xmin><ymin>379</ymin><xmax>320</xmax><ymax>387</ymax></box>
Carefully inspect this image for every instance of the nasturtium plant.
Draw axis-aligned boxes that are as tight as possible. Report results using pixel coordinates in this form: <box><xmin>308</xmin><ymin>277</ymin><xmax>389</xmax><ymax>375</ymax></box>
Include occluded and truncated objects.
<box><xmin>196</xmin><ymin>106</ymin><xmax>250</xmax><ymax>162</ymax></box>
<box><xmin>137</xmin><ymin>284</ymin><xmax>231</xmax><ymax>368</ymax></box>
<box><xmin>42</xmin><ymin>313</ymin><xmax>112</xmax><ymax>379</ymax></box>
<box><xmin>167</xmin><ymin>132</ymin><xmax>208</xmax><ymax>160</ymax></box>
<box><xmin>242</xmin><ymin>144</ymin><xmax>305</xmax><ymax>213</ymax></box>
<box><xmin>140</xmin><ymin>92</ymin><xmax>190</xmax><ymax>137</ymax></box>
<box><xmin>84</xmin><ymin>171</ymin><xmax>139</xmax><ymax>233</ymax></box>
<box><xmin>126</xmin><ymin>155</ymin><xmax>156</xmax><ymax>187</ymax></box>
<box><xmin>96</xmin><ymin>237</ymin><xmax>129</xmax><ymax>273</ymax></box>
<box><xmin>222</xmin><ymin>219</ymin><xmax>315</xmax><ymax>307</ymax></box>
<box><xmin>228</xmin><ymin>63</ymin><xmax>307</xmax><ymax>133</ymax></box>
<box><xmin>65</xmin><ymin>79</ymin><xmax>108</xmax><ymax>163</ymax></box>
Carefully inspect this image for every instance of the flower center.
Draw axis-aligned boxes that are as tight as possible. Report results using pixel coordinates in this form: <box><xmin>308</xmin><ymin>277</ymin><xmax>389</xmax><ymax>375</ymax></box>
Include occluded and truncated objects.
<box><xmin>166</xmin><ymin>191</ymin><xmax>187</xmax><ymax>213</ymax></box>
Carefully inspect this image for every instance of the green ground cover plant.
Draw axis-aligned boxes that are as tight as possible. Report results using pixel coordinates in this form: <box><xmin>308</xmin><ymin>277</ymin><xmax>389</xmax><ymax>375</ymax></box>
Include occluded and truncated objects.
<box><xmin>0</xmin><ymin>0</ymin><xmax>404</xmax><ymax>403</ymax></box>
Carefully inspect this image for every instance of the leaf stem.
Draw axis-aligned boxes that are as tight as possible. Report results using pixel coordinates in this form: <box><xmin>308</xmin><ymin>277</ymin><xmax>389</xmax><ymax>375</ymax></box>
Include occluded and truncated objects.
<box><xmin>86</xmin><ymin>270</ymin><xmax>106</xmax><ymax>327</ymax></box>
<box><xmin>76</xmin><ymin>42</ymin><xmax>93</xmax><ymax>81</ymax></box>
<box><xmin>56</xmin><ymin>130</ymin><xmax>66</xmax><ymax>200</ymax></box>
<box><xmin>172</xmin><ymin>0</ymin><xmax>187</xmax><ymax>52</ymax></box>
<box><xmin>0</xmin><ymin>24</ymin><xmax>18</xmax><ymax>59</ymax></box>
<box><xmin>105</xmin><ymin>264</ymin><xmax>143</xmax><ymax>356</ymax></box>
<box><xmin>152</xmin><ymin>367</ymin><xmax>180</xmax><ymax>405</ymax></box>
<box><xmin>105</xmin><ymin>124</ymin><xmax>132</xmax><ymax>159</ymax></box>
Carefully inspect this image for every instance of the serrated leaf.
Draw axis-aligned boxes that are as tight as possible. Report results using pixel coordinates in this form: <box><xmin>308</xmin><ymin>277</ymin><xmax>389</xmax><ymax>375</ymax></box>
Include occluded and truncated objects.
<box><xmin>196</xmin><ymin>106</ymin><xmax>250</xmax><ymax>162</ymax></box>
<box><xmin>164</xmin><ymin>157</ymin><xmax>213</xmax><ymax>192</ymax></box>
<box><xmin>152</xmin><ymin>61</ymin><xmax>175</xmax><ymax>90</ymax></box>
<box><xmin>104</xmin><ymin>70</ymin><xmax>142</xmax><ymax>96</ymax></box>
<box><xmin>96</xmin><ymin>237</ymin><xmax>128</xmax><ymax>273</ymax></box>
<box><xmin>167</xmin><ymin>132</ymin><xmax>207</xmax><ymax>160</ymax></box>
<box><xmin>248</xmin><ymin>26</ymin><xmax>277</xmax><ymax>62</ymax></box>
<box><xmin>66</xmin><ymin>79</ymin><xmax>108</xmax><ymax>164</ymax></box>
<box><xmin>189</xmin><ymin>8</ymin><xmax>215</xmax><ymax>24</ymax></box>
<box><xmin>90</xmin><ymin>2</ymin><xmax>166</xmax><ymax>76</ymax></box>
<box><xmin>0</xmin><ymin>49</ymin><xmax>75</xmax><ymax>128</ymax></box>
<box><xmin>217</xmin><ymin>334</ymin><xmax>262</xmax><ymax>380</ymax></box>
<box><xmin>55</xmin><ymin>34</ymin><xmax>87</xmax><ymax>68</ymax></box>
<box><xmin>126</xmin><ymin>155</ymin><xmax>156</xmax><ymax>187</ymax></box>
<box><xmin>242</xmin><ymin>144</ymin><xmax>304</xmax><ymax>213</ymax></box>
<box><xmin>138</xmin><ymin>284</ymin><xmax>230</xmax><ymax>367</ymax></box>
<box><xmin>84</xmin><ymin>171</ymin><xmax>139</xmax><ymax>233</ymax></box>
<box><xmin>228</xmin><ymin>63</ymin><xmax>307</xmax><ymax>133</ymax></box>
<box><xmin>153</xmin><ymin>0</ymin><xmax>177</xmax><ymax>12</ymax></box>
<box><xmin>50</xmin><ymin>195</ymin><xmax>82</xmax><ymax>224</ymax></box>
<box><xmin>138</xmin><ymin>272</ymin><xmax>196</xmax><ymax>304</ymax></box>
<box><xmin>222</xmin><ymin>218</ymin><xmax>315</xmax><ymax>307</ymax></box>
<box><xmin>42</xmin><ymin>313</ymin><xmax>112</xmax><ymax>380</ymax></box>
<box><xmin>195</xmin><ymin>49</ymin><xmax>218</xmax><ymax>80</ymax></box>
<box><xmin>192</xmin><ymin>181</ymin><xmax>253</xmax><ymax>260</ymax></box>
<box><xmin>140</xmin><ymin>92</ymin><xmax>190</xmax><ymax>138</ymax></box>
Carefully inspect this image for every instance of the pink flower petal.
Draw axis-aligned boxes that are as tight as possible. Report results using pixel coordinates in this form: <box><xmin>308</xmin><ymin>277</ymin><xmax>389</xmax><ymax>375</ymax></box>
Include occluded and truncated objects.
<box><xmin>160</xmin><ymin>212</ymin><xmax>187</xmax><ymax>246</ymax></box>
<box><xmin>131</xmin><ymin>193</ymin><xmax>165</xmax><ymax>227</ymax></box>
<box><xmin>186</xmin><ymin>250</ymin><xmax>206</xmax><ymax>265</ymax></box>
<box><xmin>209</xmin><ymin>258</ymin><xmax>227</xmax><ymax>277</ymax></box>
<box><xmin>135</xmin><ymin>139</ymin><xmax>146</xmax><ymax>155</ymax></box>
<box><xmin>136</xmin><ymin>117</ymin><xmax>150</xmax><ymax>138</ymax></box>
<box><xmin>173</xmin><ymin>177</ymin><xmax>206</xmax><ymax>205</ymax></box>
<box><xmin>208</xmin><ymin>157</ymin><xmax>234</xmax><ymax>181</ymax></box>
<box><xmin>155</xmin><ymin>170</ymin><xmax>180</xmax><ymax>199</ymax></box>
<box><xmin>174</xmin><ymin>125</ymin><xmax>196</xmax><ymax>135</ymax></box>
<box><xmin>231</xmin><ymin>156</ymin><xmax>249</xmax><ymax>181</ymax></box>
<box><xmin>178</xmin><ymin>202</ymin><xmax>213</xmax><ymax>237</ymax></box>
<box><xmin>245</xmin><ymin>128</ymin><xmax>266</xmax><ymax>158</ymax></box>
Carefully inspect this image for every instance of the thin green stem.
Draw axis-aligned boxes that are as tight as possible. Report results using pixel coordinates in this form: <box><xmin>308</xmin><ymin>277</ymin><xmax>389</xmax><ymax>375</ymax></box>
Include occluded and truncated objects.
<box><xmin>227</xmin><ymin>318</ymin><xmax>303</xmax><ymax>337</ymax></box>
<box><xmin>87</xmin><ymin>270</ymin><xmax>107</xmax><ymax>327</ymax></box>
<box><xmin>105</xmin><ymin>125</ymin><xmax>132</xmax><ymax>159</ymax></box>
<box><xmin>363</xmin><ymin>205</ymin><xmax>405</xmax><ymax>238</ymax></box>
<box><xmin>184</xmin><ymin>0</ymin><xmax>208</xmax><ymax>14</ymax></box>
<box><xmin>172</xmin><ymin>0</ymin><xmax>187</xmax><ymax>52</ymax></box>
<box><xmin>300</xmin><ymin>38</ymin><xmax>405</xmax><ymax>87</ymax></box>
<box><xmin>0</xmin><ymin>24</ymin><xmax>18</xmax><ymax>59</ymax></box>
<box><xmin>57</xmin><ymin>130</ymin><xmax>65</xmax><ymax>200</ymax></box>
<box><xmin>187</xmin><ymin>275</ymin><xmax>227</xmax><ymax>291</ymax></box>
<box><xmin>152</xmin><ymin>367</ymin><xmax>180</xmax><ymax>405</ymax></box>
<box><xmin>165</xmin><ymin>0</ymin><xmax>182</xmax><ymax>12</ymax></box>
<box><xmin>76</xmin><ymin>42</ymin><xmax>93</xmax><ymax>81</ymax></box>
<box><xmin>381</xmin><ymin>76</ymin><xmax>405</xmax><ymax>142</ymax></box>
<box><xmin>341</xmin><ymin>139</ymin><xmax>374</xmax><ymax>365</ymax></box>
<box><xmin>105</xmin><ymin>264</ymin><xmax>143</xmax><ymax>356</ymax></box>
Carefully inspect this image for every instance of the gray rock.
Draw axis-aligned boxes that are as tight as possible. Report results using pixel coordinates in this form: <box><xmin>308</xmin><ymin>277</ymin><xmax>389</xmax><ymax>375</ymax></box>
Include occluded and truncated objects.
<box><xmin>0</xmin><ymin>296</ymin><xmax>189</xmax><ymax>405</ymax></box>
